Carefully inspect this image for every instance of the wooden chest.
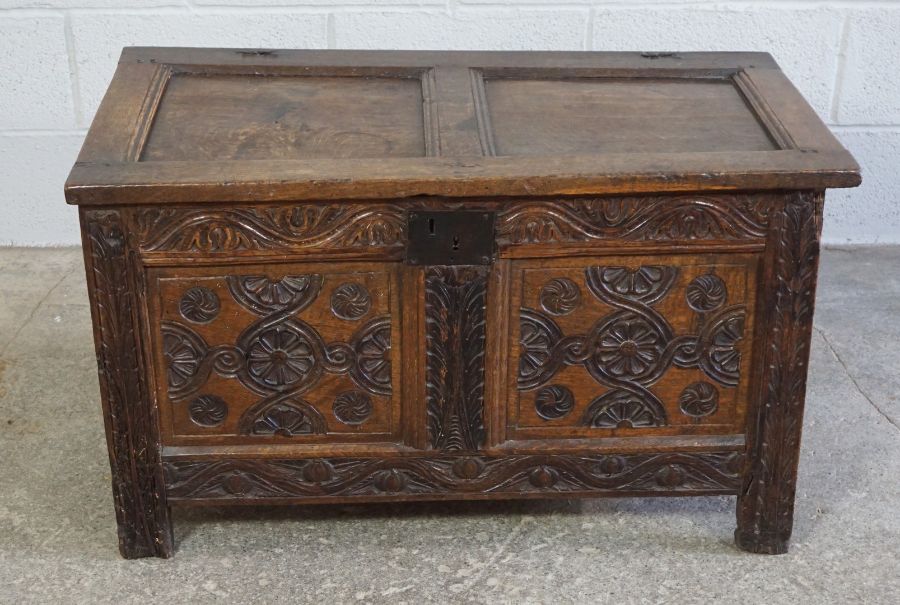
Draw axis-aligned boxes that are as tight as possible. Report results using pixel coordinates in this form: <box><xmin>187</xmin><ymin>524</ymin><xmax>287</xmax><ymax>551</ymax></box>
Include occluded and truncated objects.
<box><xmin>66</xmin><ymin>48</ymin><xmax>860</xmax><ymax>558</ymax></box>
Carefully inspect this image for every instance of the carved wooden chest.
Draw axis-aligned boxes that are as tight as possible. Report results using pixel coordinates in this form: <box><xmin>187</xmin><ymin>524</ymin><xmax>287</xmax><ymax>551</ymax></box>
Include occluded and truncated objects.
<box><xmin>66</xmin><ymin>48</ymin><xmax>860</xmax><ymax>558</ymax></box>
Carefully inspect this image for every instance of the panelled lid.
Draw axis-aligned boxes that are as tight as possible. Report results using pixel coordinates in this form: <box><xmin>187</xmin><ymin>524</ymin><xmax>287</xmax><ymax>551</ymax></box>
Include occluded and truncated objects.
<box><xmin>65</xmin><ymin>48</ymin><xmax>860</xmax><ymax>205</ymax></box>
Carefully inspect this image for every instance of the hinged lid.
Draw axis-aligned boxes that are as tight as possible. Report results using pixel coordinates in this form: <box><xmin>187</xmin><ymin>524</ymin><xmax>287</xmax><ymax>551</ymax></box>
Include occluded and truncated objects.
<box><xmin>65</xmin><ymin>48</ymin><xmax>860</xmax><ymax>205</ymax></box>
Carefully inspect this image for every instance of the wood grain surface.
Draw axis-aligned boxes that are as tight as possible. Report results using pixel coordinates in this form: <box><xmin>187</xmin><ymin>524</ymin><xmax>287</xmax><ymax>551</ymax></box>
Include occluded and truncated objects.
<box><xmin>70</xmin><ymin>49</ymin><xmax>859</xmax><ymax>558</ymax></box>
<box><xmin>66</xmin><ymin>49</ymin><xmax>859</xmax><ymax>205</ymax></box>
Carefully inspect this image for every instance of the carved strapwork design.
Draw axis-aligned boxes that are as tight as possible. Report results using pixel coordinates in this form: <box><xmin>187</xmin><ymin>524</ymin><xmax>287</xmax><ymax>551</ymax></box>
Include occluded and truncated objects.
<box><xmin>518</xmin><ymin>265</ymin><xmax>748</xmax><ymax>429</ymax></box>
<box><xmin>162</xmin><ymin>321</ymin><xmax>209</xmax><ymax>400</ymax></box>
<box><xmin>227</xmin><ymin>274</ymin><xmax>322</xmax><ymax>315</ymax></box>
<box><xmin>424</xmin><ymin>266</ymin><xmax>488</xmax><ymax>451</ymax></box>
<box><xmin>736</xmin><ymin>192</ymin><xmax>824</xmax><ymax>555</ymax></box>
<box><xmin>164</xmin><ymin>451</ymin><xmax>745</xmax><ymax>500</ymax></box>
<box><xmin>159</xmin><ymin>271</ymin><xmax>392</xmax><ymax>438</ymax></box>
<box><xmin>136</xmin><ymin>203</ymin><xmax>406</xmax><ymax>252</ymax></box>
<box><xmin>496</xmin><ymin>195</ymin><xmax>776</xmax><ymax>245</ymax></box>
<box><xmin>83</xmin><ymin>210</ymin><xmax>173</xmax><ymax>559</ymax></box>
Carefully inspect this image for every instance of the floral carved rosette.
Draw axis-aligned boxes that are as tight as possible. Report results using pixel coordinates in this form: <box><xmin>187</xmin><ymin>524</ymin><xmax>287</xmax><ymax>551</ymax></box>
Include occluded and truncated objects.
<box><xmin>519</xmin><ymin>265</ymin><xmax>747</xmax><ymax>428</ymax></box>
<box><xmin>161</xmin><ymin>273</ymin><xmax>392</xmax><ymax>436</ymax></box>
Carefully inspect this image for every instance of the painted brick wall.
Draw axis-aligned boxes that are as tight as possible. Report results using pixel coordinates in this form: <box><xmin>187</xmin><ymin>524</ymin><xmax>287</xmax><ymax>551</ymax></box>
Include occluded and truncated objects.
<box><xmin>1</xmin><ymin>0</ymin><xmax>897</xmax><ymax>245</ymax></box>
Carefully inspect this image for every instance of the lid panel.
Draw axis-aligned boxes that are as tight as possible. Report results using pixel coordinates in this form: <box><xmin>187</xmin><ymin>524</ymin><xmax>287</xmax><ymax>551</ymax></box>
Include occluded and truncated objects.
<box><xmin>482</xmin><ymin>77</ymin><xmax>777</xmax><ymax>156</ymax></box>
<box><xmin>66</xmin><ymin>49</ymin><xmax>860</xmax><ymax>205</ymax></box>
<box><xmin>141</xmin><ymin>73</ymin><xmax>428</xmax><ymax>161</ymax></box>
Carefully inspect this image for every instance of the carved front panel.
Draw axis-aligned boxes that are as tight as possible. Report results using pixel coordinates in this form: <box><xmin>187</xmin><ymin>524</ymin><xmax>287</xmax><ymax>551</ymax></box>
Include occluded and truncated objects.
<box><xmin>148</xmin><ymin>262</ymin><xmax>401</xmax><ymax>445</ymax></box>
<box><xmin>506</xmin><ymin>253</ymin><xmax>759</xmax><ymax>441</ymax></box>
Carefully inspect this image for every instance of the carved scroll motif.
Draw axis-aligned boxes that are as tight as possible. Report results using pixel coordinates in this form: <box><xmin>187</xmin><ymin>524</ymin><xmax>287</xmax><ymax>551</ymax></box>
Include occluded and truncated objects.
<box><xmin>136</xmin><ymin>204</ymin><xmax>406</xmax><ymax>252</ymax></box>
<box><xmin>165</xmin><ymin>451</ymin><xmax>745</xmax><ymax>500</ymax></box>
<box><xmin>496</xmin><ymin>195</ymin><xmax>776</xmax><ymax>245</ymax></box>
<box><xmin>135</xmin><ymin>195</ymin><xmax>776</xmax><ymax>255</ymax></box>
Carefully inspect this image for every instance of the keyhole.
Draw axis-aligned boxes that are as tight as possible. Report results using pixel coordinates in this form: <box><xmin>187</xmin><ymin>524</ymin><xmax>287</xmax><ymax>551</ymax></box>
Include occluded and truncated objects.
<box><xmin>428</xmin><ymin>218</ymin><xmax>436</xmax><ymax>235</ymax></box>
<box><xmin>452</xmin><ymin>235</ymin><xmax>460</xmax><ymax>250</ymax></box>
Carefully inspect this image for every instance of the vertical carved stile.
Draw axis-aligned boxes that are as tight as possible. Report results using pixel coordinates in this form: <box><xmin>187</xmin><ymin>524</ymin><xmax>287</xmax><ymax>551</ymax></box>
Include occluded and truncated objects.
<box><xmin>735</xmin><ymin>192</ymin><xmax>824</xmax><ymax>554</ymax></box>
<box><xmin>84</xmin><ymin>209</ymin><xmax>172</xmax><ymax>558</ymax></box>
<box><xmin>424</xmin><ymin>266</ymin><xmax>488</xmax><ymax>451</ymax></box>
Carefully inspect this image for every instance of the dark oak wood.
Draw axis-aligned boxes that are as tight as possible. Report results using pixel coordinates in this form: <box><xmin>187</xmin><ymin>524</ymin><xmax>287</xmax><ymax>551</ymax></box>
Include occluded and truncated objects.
<box><xmin>81</xmin><ymin>209</ymin><xmax>173</xmax><ymax>558</ymax></box>
<box><xmin>735</xmin><ymin>191</ymin><xmax>824</xmax><ymax>554</ymax></box>
<box><xmin>142</xmin><ymin>73</ymin><xmax>433</xmax><ymax>161</ymax></box>
<box><xmin>480</xmin><ymin>77</ymin><xmax>777</xmax><ymax>156</ymax></box>
<box><xmin>67</xmin><ymin>48</ymin><xmax>859</xmax><ymax>558</ymax></box>
<box><xmin>424</xmin><ymin>266</ymin><xmax>488</xmax><ymax>451</ymax></box>
<box><xmin>66</xmin><ymin>49</ymin><xmax>858</xmax><ymax>205</ymax></box>
<box><xmin>164</xmin><ymin>451</ymin><xmax>745</xmax><ymax>503</ymax></box>
<box><xmin>149</xmin><ymin>262</ymin><xmax>400</xmax><ymax>446</ymax></box>
<box><xmin>507</xmin><ymin>253</ymin><xmax>758</xmax><ymax>442</ymax></box>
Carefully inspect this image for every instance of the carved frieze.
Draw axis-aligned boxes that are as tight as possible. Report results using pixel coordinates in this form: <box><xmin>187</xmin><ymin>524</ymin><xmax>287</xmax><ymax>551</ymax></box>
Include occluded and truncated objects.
<box><xmin>496</xmin><ymin>195</ymin><xmax>776</xmax><ymax>245</ymax></box>
<box><xmin>135</xmin><ymin>195</ymin><xmax>778</xmax><ymax>256</ymax></box>
<box><xmin>165</xmin><ymin>451</ymin><xmax>745</xmax><ymax>500</ymax></box>
<box><xmin>136</xmin><ymin>204</ymin><xmax>406</xmax><ymax>252</ymax></box>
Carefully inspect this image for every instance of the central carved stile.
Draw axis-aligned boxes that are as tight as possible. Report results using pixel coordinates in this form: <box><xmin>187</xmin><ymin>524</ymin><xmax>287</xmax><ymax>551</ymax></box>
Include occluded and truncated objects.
<box><xmin>424</xmin><ymin>266</ymin><xmax>489</xmax><ymax>451</ymax></box>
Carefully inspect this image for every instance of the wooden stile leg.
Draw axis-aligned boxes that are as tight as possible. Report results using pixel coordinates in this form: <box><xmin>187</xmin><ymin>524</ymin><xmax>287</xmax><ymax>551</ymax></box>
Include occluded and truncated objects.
<box><xmin>82</xmin><ymin>209</ymin><xmax>174</xmax><ymax>559</ymax></box>
<box><xmin>735</xmin><ymin>192</ymin><xmax>824</xmax><ymax>554</ymax></box>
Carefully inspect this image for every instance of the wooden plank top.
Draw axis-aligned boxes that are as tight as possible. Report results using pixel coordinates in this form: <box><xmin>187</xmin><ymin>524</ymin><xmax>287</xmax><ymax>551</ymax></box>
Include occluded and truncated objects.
<box><xmin>65</xmin><ymin>48</ymin><xmax>860</xmax><ymax>205</ymax></box>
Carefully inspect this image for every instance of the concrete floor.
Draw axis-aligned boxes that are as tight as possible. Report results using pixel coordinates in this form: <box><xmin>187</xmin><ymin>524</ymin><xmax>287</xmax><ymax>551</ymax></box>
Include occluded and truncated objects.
<box><xmin>0</xmin><ymin>246</ymin><xmax>898</xmax><ymax>604</ymax></box>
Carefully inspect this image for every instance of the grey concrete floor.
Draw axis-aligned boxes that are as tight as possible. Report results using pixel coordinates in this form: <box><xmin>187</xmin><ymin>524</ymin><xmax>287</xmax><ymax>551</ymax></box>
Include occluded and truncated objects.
<box><xmin>0</xmin><ymin>246</ymin><xmax>898</xmax><ymax>604</ymax></box>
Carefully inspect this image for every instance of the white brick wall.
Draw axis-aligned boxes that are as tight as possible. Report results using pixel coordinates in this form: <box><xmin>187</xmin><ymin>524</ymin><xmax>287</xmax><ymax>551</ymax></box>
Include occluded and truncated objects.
<box><xmin>0</xmin><ymin>0</ymin><xmax>897</xmax><ymax>245</ymax></box>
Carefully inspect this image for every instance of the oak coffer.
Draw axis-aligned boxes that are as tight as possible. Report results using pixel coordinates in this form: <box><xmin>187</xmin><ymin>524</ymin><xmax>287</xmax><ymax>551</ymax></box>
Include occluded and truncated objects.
<box><xmin>66</xmin><ymin>48</ymin><xmax>860</xmax><ymax>558</ymax></box>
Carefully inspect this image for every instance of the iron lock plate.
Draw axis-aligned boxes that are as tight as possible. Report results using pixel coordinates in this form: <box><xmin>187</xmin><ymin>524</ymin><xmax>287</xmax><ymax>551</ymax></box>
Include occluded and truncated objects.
<box><xmin>406</xmin><ymin>210</ymin><xmax>495</xmax><ymax>265</ymax></box>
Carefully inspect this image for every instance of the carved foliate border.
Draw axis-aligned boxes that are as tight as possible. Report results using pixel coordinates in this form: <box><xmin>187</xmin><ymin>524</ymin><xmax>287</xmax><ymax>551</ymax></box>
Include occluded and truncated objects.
<box><xmin>495</xmin><ymin>195</ymin><xmax>777</xmax><ymax>245</ymax></box>
<box><xmin>735</xmin><ymin>191</ymin><xmax>824</xmax><ymax>554</ymax></box>
<box><xmin>132</xmin><ymin>194</ymin><xmax>778</xmax><ymax>255</ymax></box>
<box><xmin>164</xmin><ymin>451</ymin><xmax>744</xmax><ymax>500</ymax></box>
<box><xmin>83</xmin><ymin>209</ymin><xmax>173</xmax><ymax>558</ymax></box>
<box><xmin>135</xmin><ymin>203</ymin><xmax>407</xmax><ymax>253</ymax></box>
